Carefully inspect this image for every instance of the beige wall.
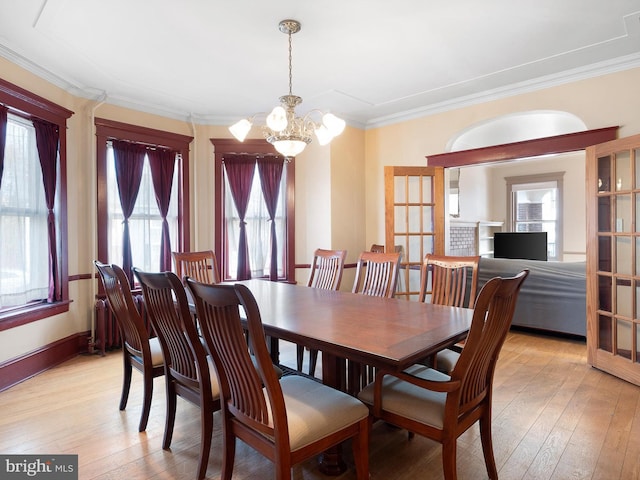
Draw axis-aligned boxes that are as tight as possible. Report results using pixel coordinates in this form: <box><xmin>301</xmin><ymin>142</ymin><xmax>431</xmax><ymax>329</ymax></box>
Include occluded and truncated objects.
<box><xmin>1</xmin><ymin>54</ymin><xmax>640</xmax><ymax>364</ymax></box>
<box><xmin>365</xmin><ymin>67</ymin><xmax>640</xmax><ymax>248</ymax></box>
<box><xmin>486</xmin><ymin>151</ymin><xmax>586</xmax><ymax>261</ymax></box>
<box><xmin>293</xmin><ymin>125</ymin><xmax>367</xmax><ymax>290</ymax></box>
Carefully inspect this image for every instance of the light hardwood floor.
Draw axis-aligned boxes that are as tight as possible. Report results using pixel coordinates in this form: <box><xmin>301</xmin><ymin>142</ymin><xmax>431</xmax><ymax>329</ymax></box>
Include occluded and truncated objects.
<box><xmin>1</xmin><ymin>331</ymin><xmax>640</xmax><ymax>479</ymax></box>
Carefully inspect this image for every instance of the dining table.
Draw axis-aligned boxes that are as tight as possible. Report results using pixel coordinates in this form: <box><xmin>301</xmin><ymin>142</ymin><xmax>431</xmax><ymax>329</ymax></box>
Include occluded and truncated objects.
<box><xmin>232</xmin><ymin>278</ymin><xmax>474</xmax><ymax>474</ymax></box>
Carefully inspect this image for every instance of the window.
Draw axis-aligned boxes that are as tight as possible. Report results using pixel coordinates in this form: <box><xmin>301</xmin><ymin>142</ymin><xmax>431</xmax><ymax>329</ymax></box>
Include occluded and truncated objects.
<box><xmin>96</xmin><ymin>119</ymin><xmax>192</xmax><ymax>285</ymax></box>
<box><xmin>448</xmin><ymin>168</ymin><xmax>460</xmax><ymax>217</ymax></box>
<box><xmin>223</xmin><ymin>157</ymin><xmax>287</xmax><ymax>279</ymax></box>
<box><xmin>0</xmin><ymin>78</ymin><xmax>73</xmax><ymax>329</ymax></box>
<box><xmin>106</xmin><ymin>145</ymin><xmax>179</xmax><ymax>272</ymax></box>
<box><xmin>0</xmin><ymin>115</ymin><xmax>49</xmax><ymax>308</ymax></box>
<box><xmin>211</xmin><ymin>139</ymin><xmax>295</xmax><ymax>283</ymax></box>
<box><xmin>506</xmin><ymin>172</ymin><xmax>564</xmax><ymax>261</ymax></box>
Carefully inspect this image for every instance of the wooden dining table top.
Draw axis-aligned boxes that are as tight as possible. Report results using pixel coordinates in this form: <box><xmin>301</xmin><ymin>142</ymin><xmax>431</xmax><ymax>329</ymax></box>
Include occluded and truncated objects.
<box><xmin>234</xmin><ymin>279</ymin><xmax>473</xmax><ymax>372</ymax></box>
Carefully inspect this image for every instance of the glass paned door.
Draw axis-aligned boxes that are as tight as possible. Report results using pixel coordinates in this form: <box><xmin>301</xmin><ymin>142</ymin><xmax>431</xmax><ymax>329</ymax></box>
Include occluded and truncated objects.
<box><xmin>587</xmin><ymin>134</ymin><xmax>640</xmax><ymax>386</ymax></box>
<box><xmin>384</xmin><ymin>166</ymin><xmax>445</xmax><ymax>301</ymax></box>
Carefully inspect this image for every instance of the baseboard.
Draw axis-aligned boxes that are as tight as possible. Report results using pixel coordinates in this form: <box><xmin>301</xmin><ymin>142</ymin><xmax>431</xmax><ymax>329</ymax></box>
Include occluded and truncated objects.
<box><xmin>0</xmin><ymin>331</ymin><xmax>90</xmax><ymax>392</ymax></box>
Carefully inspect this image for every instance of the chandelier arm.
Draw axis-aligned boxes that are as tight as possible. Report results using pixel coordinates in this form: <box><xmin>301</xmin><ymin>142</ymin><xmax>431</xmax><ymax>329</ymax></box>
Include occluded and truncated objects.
<box><xmin>302</xmin><ymin>109</ymin><xmax>328</xmax><ymax>125</ymax></box>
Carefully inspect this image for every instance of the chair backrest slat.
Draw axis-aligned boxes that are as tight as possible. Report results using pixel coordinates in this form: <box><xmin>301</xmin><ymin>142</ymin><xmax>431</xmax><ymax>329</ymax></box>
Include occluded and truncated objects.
<box><xmin>307</xmin><ymin>249</ymin><xmax>347</xmax><ymax>291</ymax></box>
<box><xmin>95</xmin><ymin>261</ymin><xmax>147</xmax><ymax>355</ymax></box>
<box><xmin>187</xmin><ymin>280</ymin><xmax>283</xmax><ymax>436</ymax></box>
<box><xmin>173</xmin><ymin>250</ymin><xmax>220</xmax><ymax>284</ymax></box>
<box><xmin>135</xmin><ymin>269</ymin><xmax>209</xmax><ymax>389</ymax></box>
<box><xmin>450</xmin><ymin>269</ymin><xmax>529</xmax><ymax>414</ymax></box>
<box><xmin>352</xmin><ymin>251</ymin><xmax>401</xmax><ymax>298</ymax></box>
<box><xmin>419</xmin><ymin>254</ymin><xmax>480</xmax><ymax>307</ymax></box>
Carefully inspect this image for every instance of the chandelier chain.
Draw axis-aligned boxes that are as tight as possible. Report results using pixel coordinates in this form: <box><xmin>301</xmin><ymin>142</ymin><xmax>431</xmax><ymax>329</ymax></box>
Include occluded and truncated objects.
<box><xmin>288</xmin><ymin>31</ymin><xmax>293</xmax><ymax>96</ymax></box>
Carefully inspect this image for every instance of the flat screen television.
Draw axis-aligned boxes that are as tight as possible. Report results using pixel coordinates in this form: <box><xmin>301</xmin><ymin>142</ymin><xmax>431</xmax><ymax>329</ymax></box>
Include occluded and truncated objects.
<box><xmin>493</xmin><ymin>232</ymin><xmax>548</xmax><ymax>261</ymax></box>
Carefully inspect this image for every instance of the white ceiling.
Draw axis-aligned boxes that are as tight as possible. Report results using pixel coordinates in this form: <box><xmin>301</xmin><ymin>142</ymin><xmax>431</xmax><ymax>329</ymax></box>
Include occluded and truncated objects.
<box><xmin>1</xmin><ymin>0</ymin><xmax>639</xmax><ymax>129</ymax></box>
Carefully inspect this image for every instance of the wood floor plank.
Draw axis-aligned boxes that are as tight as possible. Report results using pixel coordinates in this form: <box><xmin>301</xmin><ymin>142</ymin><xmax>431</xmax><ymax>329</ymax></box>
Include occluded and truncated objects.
<box><xmin>2</xmin><ymin>331</ymin><xmax>640</xmax><ymax>479</ymax></box>
<box><xmin>592</xmin><ymin>378</ymin><xmax>639</xmax><ymax>479</ymax></box>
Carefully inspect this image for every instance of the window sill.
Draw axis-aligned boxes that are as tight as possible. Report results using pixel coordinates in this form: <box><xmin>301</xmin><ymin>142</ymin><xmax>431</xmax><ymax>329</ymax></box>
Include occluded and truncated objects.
<box><xmin>0</xmin><ymin>300</ymin><xmax>71</xmax><ymax>332</ymax></box>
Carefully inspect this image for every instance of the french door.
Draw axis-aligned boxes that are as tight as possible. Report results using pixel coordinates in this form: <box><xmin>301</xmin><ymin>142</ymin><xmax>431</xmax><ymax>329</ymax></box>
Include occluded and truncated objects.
<box><xmin>587</xmin><ymin>133</ymin><xmax>640</xmax><ymax>385</ymax></box>
<box><xmin>384</xmin><ymin>166</ymin><xmax>445</xmax><ymax>301</ymax></box>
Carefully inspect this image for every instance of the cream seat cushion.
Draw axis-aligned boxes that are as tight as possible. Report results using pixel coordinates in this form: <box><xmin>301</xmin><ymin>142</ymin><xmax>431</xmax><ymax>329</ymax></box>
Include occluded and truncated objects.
<box><xmin>147</xmin><ymin>337</ymin><xmax>164</xmax><ymax>367</ymax></box>
<box><xmin>205</xmin><ymin>356</ymin><xmax>221</xmax><ymax>399</ymax></box>
<box><xmin>434</xmin><ymin>348</ymin><xmax>460</xmax><ymax>374</ymax></box>
<box><xmin>269</xmin><ymin>375</ymin><xmax>369</xmax><ymax>451</ymax></box>
<box><xmin>358</xmin><ymin>364</ymin><xmax>450</xmax><ymax>429</ymax></box>
<box><xmin>129</xmin><ymin>337</ymin><xmax>164</xmax><ymax>367</ymax></box>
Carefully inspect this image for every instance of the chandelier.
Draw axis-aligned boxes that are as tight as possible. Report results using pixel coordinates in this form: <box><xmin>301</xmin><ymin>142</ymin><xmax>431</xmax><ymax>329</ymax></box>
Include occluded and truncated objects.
<box><xmin>228</xmin><ymin>19</ymin><xmax>346</xmax><ymax>158</ymax></box>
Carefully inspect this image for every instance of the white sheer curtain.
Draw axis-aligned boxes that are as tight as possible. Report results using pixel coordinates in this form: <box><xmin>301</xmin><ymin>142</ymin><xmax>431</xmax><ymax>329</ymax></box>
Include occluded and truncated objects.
<box><xmin>106</xmin><ymin>145</ymin><xmax>178</xmax><ymax>273</ymax></box>
<box><xmin>0</xmin><ymin>115</ymin><xmax>49</xmax><ymax>308</ymax></box>
<box><xmin>224</xmin><ymin>165</ymin><xmax>286</xmax><ymax>279</ymax></box>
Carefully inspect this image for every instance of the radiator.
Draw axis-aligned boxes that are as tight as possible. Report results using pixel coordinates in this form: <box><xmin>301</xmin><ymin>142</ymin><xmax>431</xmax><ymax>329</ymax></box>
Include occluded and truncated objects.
<box><xmin>93</xmin><ymin>293</ymin><xmax>150</xmax><ymax>356</ymax></box>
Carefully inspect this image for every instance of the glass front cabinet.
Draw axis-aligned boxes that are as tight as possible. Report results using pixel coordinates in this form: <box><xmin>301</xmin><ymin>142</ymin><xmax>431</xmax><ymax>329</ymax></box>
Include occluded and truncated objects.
<box><xmin>587</xmin><ymin>133</ymin><xmax>640</xmax><ymax>386</ymax></box>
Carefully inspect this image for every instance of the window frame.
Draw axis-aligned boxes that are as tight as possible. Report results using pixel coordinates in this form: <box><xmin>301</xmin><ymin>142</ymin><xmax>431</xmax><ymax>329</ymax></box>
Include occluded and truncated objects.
<box><xmin>0</xmin><ymin>78</ymin><xmax>73</xmax><ymax>331</ymax></box>
<box><xmin>95</xmin><ymin>118</ymin><xmax>193</xmax><ymax>280</ymax></box>
<box><xmin>211</xmin><ymin>138</ymin><xmax>295</xmax><ymax>282</ymax></box>
<box><xmin>506</xmin><ymin>172</ymin><xmax>564</xmax><ymax>261</ymax></box>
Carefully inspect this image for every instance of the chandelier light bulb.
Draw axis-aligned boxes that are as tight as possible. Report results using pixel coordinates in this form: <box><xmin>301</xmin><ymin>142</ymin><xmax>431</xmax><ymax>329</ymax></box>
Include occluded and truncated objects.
<box><xmin>266</xmin><ymin>106</ymin><xmax>288</xmax><ymax>132</ymax></box>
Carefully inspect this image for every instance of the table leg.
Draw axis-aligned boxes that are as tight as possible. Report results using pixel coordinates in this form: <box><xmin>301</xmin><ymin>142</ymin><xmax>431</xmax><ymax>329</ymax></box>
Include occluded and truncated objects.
<box><xmin>318</xmin><ymin>352</ymin><xmax>348</xmax><ymax>475</ymax></box>
<box><xmin>267</xmin><ymin>335</ymin><xmax>279</xmax><ymax>364</ymax></box>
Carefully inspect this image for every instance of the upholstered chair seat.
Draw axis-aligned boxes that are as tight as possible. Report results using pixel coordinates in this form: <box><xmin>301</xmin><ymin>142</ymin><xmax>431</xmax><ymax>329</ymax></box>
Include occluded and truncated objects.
<box><xmin>359</xmin><ymin>364</ymin><xmax>449</xmax><ymax>428</ymax></box>
<box><xmin>273</xmin><ymin>375</ymin><xmax>369</xmax><ymax>451</ymax></box>
<box><xmin>135</xmin><ymin>336</ymin><xmax>164</xmax><ymax>367</ymax></box>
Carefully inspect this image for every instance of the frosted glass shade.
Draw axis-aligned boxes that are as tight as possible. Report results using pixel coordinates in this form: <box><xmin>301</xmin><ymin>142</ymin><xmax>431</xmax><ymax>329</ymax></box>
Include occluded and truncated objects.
<box><xmin>322</xmin><ymin>113</ymin><xmax>346</xmax><ymax>136</ymax></box>
<box><xmin>314</xmin><ymin>124</ymin><xmax>334</xmax><ymax>145</ymax></box>
<box><xmin>229</xmin><ymin>119</ymin><xmax>252</xmax><ymax>142</ymax></box>
<box><xmin>266</xmin><ymin>106</ymin><xmax>288</xmax><ymax>132</ymax></box>
<box><xmin>272</xmin><ymin>139</ymin><xmax>307</xmax><ymax>157</ymax></box>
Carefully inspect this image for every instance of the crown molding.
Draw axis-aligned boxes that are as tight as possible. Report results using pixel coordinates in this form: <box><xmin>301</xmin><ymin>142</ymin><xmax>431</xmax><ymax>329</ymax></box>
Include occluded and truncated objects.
<box><xmin>366</xmin><ymin>52</ymin><xmax>640</xmax><ymax>129</ymax></box>
<box><xmin>2</xmin><ymin>43</ymin><xmax>639</xmax><ymax>131</ymax></box>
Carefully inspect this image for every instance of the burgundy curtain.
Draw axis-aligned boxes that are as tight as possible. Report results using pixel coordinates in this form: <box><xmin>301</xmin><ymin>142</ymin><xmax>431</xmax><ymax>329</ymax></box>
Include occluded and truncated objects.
<box><xmin>0</xmin><ymin>106</ymin><xmax>7</xmax><ymax>185</ymax></box>
<box><xmin>224</xmin><ymin>154</ymin><xmax>256</xmax><ymax>280</ymax></box>
<box><xmin>33</xmin><ymin>119</ymin><xmax>60</xmax><ymax>302</ymax></box>
<box><xmin>112</xmin><ymin>140</ymin><xmax>147</xmax><ymax>284</ymax></box>
<box><xmin>257</xmin><ymin>156</ymin><xmax>284</xmax><ymax>280</ymax></box>
<box><xmin>147</xmin><ymin>148</ymin><xmax>176</xmax><ymax>272</ymax></box>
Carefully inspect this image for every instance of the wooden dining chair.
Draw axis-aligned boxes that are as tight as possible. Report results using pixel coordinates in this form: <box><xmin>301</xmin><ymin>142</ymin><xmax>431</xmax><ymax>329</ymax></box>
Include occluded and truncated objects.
<box><xmin>185</xmin><ymin>279</ymin><xmax>370</xmax><ymax>480</ymax></box>
<box><xmin>307</xmin><ymin>248</ymin><xmax>347</xmax><ymax>290</ymax></box>
<box><xmin>297</xmin><ymin>248</ymin><xmax>347</xmax><ymax>376</ymax></box>
<box><xmin>133</xmin><ymin>268</ymin><xmax>221</xmax><ymax>480</ymax></box>
<box><xmin>419</xmin><ymin>254</ymin><xmax>480</xmax><ymax>306</ymax></box>
<box><xmin>369</xmin><ymin>243</ymin><xmax>385</xmax><ymax>253</ymax></box>
<box><xmin>352</xmin><ymin>250</ymin><xmax>401</xmax><ymax>298</ymax></box>
<box><xmin>370</xmin><ymin>244</ymin><xmax>403</xmax><ymax>254</ymax></box>
<box><xmin>419</xmin><ymin>254</ymin><xmax>480</xmax><ymax>373</ymax></box>
<box><xmin>358</xmin><ymin>270</ymin><xmax>529</xmax><ymax>480</ymax></box>
<box><xmin>350</xmin><ymin>250</ymin><xmax>402</xmax><ymax>391</ymax></box>
<box><xmin>94</xmin><ymin>261</ymin><xmax>164</xmax><ymax>432</ymax></box>
<box><xmin>172</xmin><ymin>250</ymin><xmax>220</xmax><ymax>284</ymax></box>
